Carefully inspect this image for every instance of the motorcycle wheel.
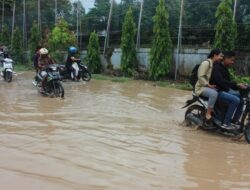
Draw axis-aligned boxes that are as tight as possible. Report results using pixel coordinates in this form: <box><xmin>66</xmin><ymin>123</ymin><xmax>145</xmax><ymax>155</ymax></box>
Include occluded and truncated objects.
<box><xmin>244</xmin><ymin>124</ymin><xmax>250</xmax><ymax>144</ymax></box>
<box><xmin>185</xmin><ymin>105</ymin><xmax>205</xmax><ymax>127</ymax></box>
<box><xmin>5</xmin><ymin>71</ymin><xmax>12</xmax><ymax>82</ymax></box>
<box><xmin>239</xmin><ymin>112</ymin><xmax>248</xmax><ymax>133</ymax></box>
<box><xmin>52</xmin><ymin>81</ymin><xmax>64</xmax><ymax>98</ymax></box>
<box><xmin>82</xmin><ymin>71</ymin><xmax>91</xmax><ymax>81</ymax></box>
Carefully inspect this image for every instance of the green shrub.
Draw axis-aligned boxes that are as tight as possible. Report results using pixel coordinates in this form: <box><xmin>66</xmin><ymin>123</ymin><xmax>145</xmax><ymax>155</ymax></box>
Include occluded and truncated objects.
<box><xmin>149</xmin><ymin>0</ymin><xmax>172</xmax><ymax>80</ymax></box>
<box><xmin>120</xmin><ymin>7</ymin><xmax>137</xmax><ymax>77</ymax></box>
<box><xmin>87</xmin><ymin>31</ymin><xmax>102</xmax><ymax>73</ymax></box>
<box><xmin>48</xmin><ymin>19</ymin><xmax>76</xmax><ymax>62</ymax></box>
<box><xmin>214</xmin><ymin>0</ymin><xmax>237</xmax><ymax>51</ymax></box>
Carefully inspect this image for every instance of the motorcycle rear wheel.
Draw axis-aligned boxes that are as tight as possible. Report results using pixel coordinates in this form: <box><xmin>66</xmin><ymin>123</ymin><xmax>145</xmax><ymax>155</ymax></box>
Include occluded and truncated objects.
<box><xmin>82</xmin><ymin>71</ymin><xmax>91</xmax><ymax>81</ymax></box>
<box><xmin>185</xmin><ymin>105</ymin><xmax>205</xmax><ymax>127</ymax></box>
<box><xmin>5</xmin><ymin>71</ymin><xmax>12</xmax><ymax>82</ymax></box>
<box><xmin>244</xmin><ymin>124</ymin><xmax>250</xmax><ymax>144</ymax></box>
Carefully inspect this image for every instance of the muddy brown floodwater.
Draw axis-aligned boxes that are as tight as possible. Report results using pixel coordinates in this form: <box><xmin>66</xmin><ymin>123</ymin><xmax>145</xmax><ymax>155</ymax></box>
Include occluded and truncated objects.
<box><xmin>0</xmin><ymin>72</ymin><xmax>250</xmax><ymax>190</ymax></box>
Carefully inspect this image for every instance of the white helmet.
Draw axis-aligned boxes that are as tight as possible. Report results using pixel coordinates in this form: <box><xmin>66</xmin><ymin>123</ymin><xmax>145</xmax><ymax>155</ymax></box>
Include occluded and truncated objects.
<box><xmin>39</xmin><ymin>48</ymin><xmax>48</xmax><ymax>55</ymax></box>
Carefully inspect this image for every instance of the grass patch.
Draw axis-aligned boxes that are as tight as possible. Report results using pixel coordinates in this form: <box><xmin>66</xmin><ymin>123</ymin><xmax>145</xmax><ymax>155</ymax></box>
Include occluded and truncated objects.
<box><xmin>92</xmin><ymin>74</ymin><xmax>131</xmax><ymax>83</ymax></box>
<box><xmin>111</xmin><ymin>77</ymin><xmax>131</xmax><ymax>83</ymax></box>
<box><xmin>92</xmin><ymin>74</ymin><xmax>113</xmax><ymax>80</ymax></box>
<box><xmin>155</xmin><ymin>80</ymin><xmax>192</xmax><ymax>91</ymax></box>
<box><xmin>14</xmin><ymin>64</ymin><xmax>33</xmax><ymax>71</ymax></box>
<box><xmin>93</xmin><ymin>74</ymin><xmax>192</xmax><ymax>90</ymax></box>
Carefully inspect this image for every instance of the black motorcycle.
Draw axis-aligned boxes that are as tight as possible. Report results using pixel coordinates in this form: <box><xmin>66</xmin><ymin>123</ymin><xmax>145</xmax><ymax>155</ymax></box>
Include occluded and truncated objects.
<box><xmin>183</xmin><ymin>86</ymin><xmax>250</xmax><ymax>144</ymax></box>
<box><xmin>33</xmin><ymin>64</ymin><xmax>64</xmax><ymax>98</ymax></box>
<box><xmin>58</xmin><ymin>60</ymin><xmax>91</xmax><ymax>82</ymax></box>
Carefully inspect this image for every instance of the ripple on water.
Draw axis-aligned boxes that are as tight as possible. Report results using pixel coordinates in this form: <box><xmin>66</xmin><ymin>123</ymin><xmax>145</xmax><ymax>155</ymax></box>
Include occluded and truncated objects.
<box><xmin>0</xmin><ymin>72</ymin><xmax>250</xmax><ymax>190</ymax></box>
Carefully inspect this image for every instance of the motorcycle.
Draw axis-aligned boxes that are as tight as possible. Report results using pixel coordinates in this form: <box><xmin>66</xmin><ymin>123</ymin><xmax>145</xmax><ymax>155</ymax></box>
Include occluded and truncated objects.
<box><xmin>33</xmin><ymin>64</ymin><xmax>64</xmax><ymax>98</ymax></box>
<box><xmin>0</xmin><ymin>55</ymin><xmax>14</xmax><ymax>82</ymax></box>
<box><xmin>58</xmin><ymin>60</ymin><xmax>91</xmax><ymax>82</ymax></box>
<box><xmin>183</xmin><ymin>86</ymin><xmax>250</xmax><ymax>144</ymax></box>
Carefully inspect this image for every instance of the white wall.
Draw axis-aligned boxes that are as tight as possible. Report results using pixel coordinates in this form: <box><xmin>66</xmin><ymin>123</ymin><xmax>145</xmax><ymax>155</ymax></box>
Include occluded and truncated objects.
<box><xmin>109</xmin><ymin>48</ymin><xmax>210</xmax><ymax>76</ymax></box>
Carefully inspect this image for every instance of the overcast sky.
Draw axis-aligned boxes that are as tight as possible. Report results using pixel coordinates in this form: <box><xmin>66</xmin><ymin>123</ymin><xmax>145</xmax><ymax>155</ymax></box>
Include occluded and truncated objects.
<box><xmin>70</xmin><ymin>0</ymin><xmax>121</xmax><ymax>12</ymax></box>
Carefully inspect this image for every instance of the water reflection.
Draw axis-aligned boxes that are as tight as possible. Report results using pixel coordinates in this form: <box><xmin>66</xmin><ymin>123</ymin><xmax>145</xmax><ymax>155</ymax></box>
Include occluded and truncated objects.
<box><xmin>0</xmin><ymin>72</ymin><xmax>249</xmax><ymax>190</ymax></box>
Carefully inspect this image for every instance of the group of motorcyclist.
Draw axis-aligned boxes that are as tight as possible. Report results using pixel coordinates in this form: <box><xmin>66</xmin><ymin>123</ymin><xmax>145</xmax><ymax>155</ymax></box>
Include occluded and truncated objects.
<box><xmin>33</xmin><ymin>46</ymin><xmax>80</xmax><ymax>92</ymax></box>
<box><xmin>1</xmin><ymin>44</ymin><xmax>246</xmax><ymax>131</ymax></box>
<box><xmin>194</xmin><ymin>49</ymin><xmax>247</xmax><ymax>131</ymax></box>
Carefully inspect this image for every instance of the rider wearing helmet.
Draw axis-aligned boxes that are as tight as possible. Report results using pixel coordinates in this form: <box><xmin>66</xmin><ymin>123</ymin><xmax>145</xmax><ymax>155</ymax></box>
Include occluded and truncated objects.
<box><xmin>66</xmin><ymin>46</ymin><xmax>80</xmax><ymax>80</ymax></box>
<box><xmin>37</xmin><ymin>48</ymin><xmax>55</xmax><ymax>92</ymax></box>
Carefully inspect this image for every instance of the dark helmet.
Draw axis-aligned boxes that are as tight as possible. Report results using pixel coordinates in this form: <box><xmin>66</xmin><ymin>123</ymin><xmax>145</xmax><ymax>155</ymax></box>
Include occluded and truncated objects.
<box><xmin>68</xmin><ymin>46</ymin><xmax>77</xmax><ymax>54</ymax></box>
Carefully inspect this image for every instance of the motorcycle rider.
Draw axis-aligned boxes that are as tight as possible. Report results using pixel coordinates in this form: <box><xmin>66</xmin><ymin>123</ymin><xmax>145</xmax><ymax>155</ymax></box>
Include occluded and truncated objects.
<box><xmin>195</xmin><ymin>49</ymin><xmax>223</xmax><ymax>125</ymax></box>
<box><xmin>211</xmin><ymin>51</ymin><xmax>246</xmax><ymax>130</ymax></box>
<box><xmin>37</xmin><ymin>48</ymin><xmax>55</xmax><ymax>92</ymax></box>
<box><xmin>66</xmin><ymin>46</ymin><xmax>80</xmax><ymax>80</ymax></box>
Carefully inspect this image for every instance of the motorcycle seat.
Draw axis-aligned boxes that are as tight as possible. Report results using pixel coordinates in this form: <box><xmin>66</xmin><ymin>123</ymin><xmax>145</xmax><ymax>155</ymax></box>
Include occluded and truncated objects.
<box><xmin>199</xmin><ymin>95</ymin><xmax>209</xmax><ymax>101</ymax></box>
<box><xmin>192</xmin><ymin>91</ymin><xmax>208</xmax><ymax>101</ymax></box>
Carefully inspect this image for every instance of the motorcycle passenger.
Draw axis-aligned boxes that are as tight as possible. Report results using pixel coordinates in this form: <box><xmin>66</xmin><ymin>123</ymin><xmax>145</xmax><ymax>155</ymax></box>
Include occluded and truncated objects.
<box><xmin>37</xmin><ymin>48</ymin><xmax>55</xmax><ymax>92</ymax></box>
<box><xmin>211</xmin><ymin>51</ymin><xmax>246</xmax><ymax>130</ymax></box>
<box><xmin>195</xmin><ymin>49</ymin><xmax>223</xmax><ymax>125</ymax></box>
<box><xmin>66</xmin><ymin>46</ymin><xmax>80</xmax><ymax>80</ymax></box>
<box><xmin>33</xmin><ymin>45</ymin><xmax>42</xmax><ymax>73</ymax></box>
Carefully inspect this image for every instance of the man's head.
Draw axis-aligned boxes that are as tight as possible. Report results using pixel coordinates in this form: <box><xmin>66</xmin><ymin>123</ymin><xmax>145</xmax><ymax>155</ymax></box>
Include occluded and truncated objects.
<box><xmin>222</xmin><ymin>51</ymin><xmax>236</xmax><ymax>67</ymax></box>
<box><xmin>39</xmin><ymin>48</ymin><xmax>49</xmax><ymax>58</ymax></box>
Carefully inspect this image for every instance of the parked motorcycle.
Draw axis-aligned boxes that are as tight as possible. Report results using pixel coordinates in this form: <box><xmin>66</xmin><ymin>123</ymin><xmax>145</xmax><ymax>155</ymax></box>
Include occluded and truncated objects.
<box><xmin>33</xmin><ymin>64</ymin><xmax>64</xmax><ymax>98</ymax></box>
<box><xmin>0</xmin><ymin>53</ymin><xmax>14</xmax><ymax>82</ymax></box>
<box><xmin>183</xmin><ymin>86</ymin><xmax>250</xmax><ymax>144</ymax></box>
<box><xmin>58</xmin><ymin>60</ymin><xmax>91</xmax><ymax>82</ymax></box>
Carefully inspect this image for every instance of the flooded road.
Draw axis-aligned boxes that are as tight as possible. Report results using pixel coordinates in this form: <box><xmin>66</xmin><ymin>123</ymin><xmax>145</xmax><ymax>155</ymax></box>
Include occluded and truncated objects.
<box><xmin>0</xmin><ymin>72</ymin><xmax>250</xmax><ymax>190</ymax></box>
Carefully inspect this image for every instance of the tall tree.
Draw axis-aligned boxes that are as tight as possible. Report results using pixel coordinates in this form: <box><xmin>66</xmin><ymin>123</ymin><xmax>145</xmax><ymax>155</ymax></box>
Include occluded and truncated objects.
<box><xmin>0</xmin><ymin>0</ymin><xmax>12</xmax><ymax>29</ymax></box>
<box><xmin>11</xmin><ymin>26</ymin><xmax>23</xmax><ymax>63</ymax></box>
<box><xmin>120</xmin><ymin>7</ymin><xmax>137</xmax><ymax>76</ymax></box>
<box><xmin>29</xmin><ymin>21</ymin><xmax>41</xmax><ymax>54</ymax></box>
<box><xmin>213</xmin><ymin>0</ymin><xmax>237</xmax><ymax>51</ymax></box>
<box><xmin>236</xmin><ymin>0</ymin><xmax>250</xmax><ymax>50</ymax></box>
<box><xmin>116</xmin><ymin>0</ymin><xmax>139</xmax><ymax>31</ymax></box>
<box><xmin>87</xmin><ymin>31</ymin><xmax>101</xmax><ymax>73</ymax></box>
<box><xmin>85</xmin><ymin>0</ymin><xmax>110</xmax><ymax>32</ymax></box>
<box><xmin>140</xmin><ymin>0</ymin><xmax>180</xmax><ymax>45</ymax></box>
<box><xmin>0</xmin><ymin>24</ymin><xmax>11</xmax><ymax>46</ymax></box>
<box><xmin>48</xmin><ymin>19</ymin><xmax>76</xmax><ymax>61</ymax></box>
<box><xmin>149</xmin><ymin>0</ymin><xmax>172</xmax><ymax>80</ymax></box>
<box><xmin>184</xmin><ymin>0</ymin><xmax>220</xmax><ymax>27</ymax></box>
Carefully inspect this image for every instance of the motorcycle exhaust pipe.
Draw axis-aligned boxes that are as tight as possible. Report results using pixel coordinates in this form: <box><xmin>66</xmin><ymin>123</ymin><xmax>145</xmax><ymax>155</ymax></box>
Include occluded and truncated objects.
<box><xmin>186</xmin><ymin>113</ymin><xmax>203</xmax><ymax>126</ymax></box>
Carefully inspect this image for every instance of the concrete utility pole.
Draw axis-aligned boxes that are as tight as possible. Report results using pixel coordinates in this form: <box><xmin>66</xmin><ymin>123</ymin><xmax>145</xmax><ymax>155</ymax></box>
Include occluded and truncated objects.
<box><xmin>38</xmin><ymin>0</ymin><xmax>41</xmax><ymax>32</ymax></box>
<box><xmin>233</xmin><ymin>0</ymin><xmax>237</xmax><ymax>21</ymax></box>
<box><xmin>2</xmin><ymin>0</ymin><xmax>4</xmax><ymax>31</ymax></box>
<box><xmin>76</xmin><ymin>0</ymin><xmax>80</xmax><ymax>46</ymax></box>
<box><xmin>23</xmin><ymin>0</ymin><xmax>27</xmax><ymax>50</ymax></box>
<box><xmin>11</xmin><ymin>0</ymin><xmax>16</xmax><ymax>49</ymax></box>
<box><xmin>103</xmin><ymin>0</ymin><xmax>114</xmax><ymax>56</ymax></box>
<box><xmin>79</xmin><ymin>1</ymin><xmax>82</xmax><ymax>49</ymax></box>
<box><xmin>136</xmin><ymin>0</ymin><xmax>144</xmax><ymax>50</ymax></box>
<box><xmin>55</xmin><ymin>0</ymin><xmax>58</xmax><ymax>24</ymax></box>
<box><xmin>175</xmin><ymin>0</ymin><xmax>184</xmax><ymax>81</ymax></box>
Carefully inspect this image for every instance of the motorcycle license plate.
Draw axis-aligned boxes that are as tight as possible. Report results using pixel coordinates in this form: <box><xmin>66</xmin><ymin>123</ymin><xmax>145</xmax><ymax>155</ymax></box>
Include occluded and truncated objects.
<box><xmin>51</xmin><ymin>71</ymin><xmax>60</xmax><ymax>79</ymax></box>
